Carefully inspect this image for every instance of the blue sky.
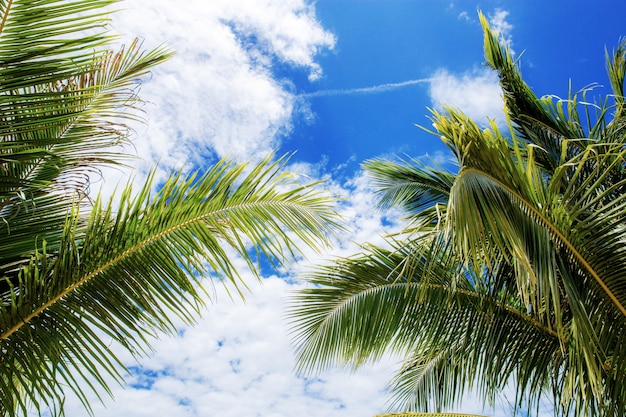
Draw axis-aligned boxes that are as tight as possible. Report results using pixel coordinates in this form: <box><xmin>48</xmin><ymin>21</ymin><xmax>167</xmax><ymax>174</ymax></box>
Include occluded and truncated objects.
<box><xmin>51</xmin><ymin>0</ymin><xmax>626</xmax><ymax>416</ymax></box>
<box><xmin>287</xmin><ymin>0</ymin><xmax>626</xmax><ymax>177</ymax></box>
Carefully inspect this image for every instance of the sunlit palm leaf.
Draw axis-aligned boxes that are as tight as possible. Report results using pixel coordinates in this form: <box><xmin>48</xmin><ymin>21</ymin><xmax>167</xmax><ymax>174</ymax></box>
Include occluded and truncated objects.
<box><xmin>1</xmin><ymin>154</ymin><xmax>341</xmax><ymax>415</ymax></box>
<box><xmin>364</xmin><ymin>157</ymin><xmax>455</xmax><ymax>216</ymax></box>
<box><xmin>290</xmin><ymin>234</ymin><xmax>563</xmax><ymax>412</ymax></box>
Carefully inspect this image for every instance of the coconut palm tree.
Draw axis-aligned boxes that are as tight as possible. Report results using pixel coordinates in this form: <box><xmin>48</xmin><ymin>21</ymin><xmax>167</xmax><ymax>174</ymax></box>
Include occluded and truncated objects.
<box><xmin>289</xmin><ymin>13</ymin><xmax>626</xmax><ymax>417</ymax></box>
<box><xmin>0</xmin><ymin>1</ymin><xmax>341</xmax><ymax>416</ymax></box>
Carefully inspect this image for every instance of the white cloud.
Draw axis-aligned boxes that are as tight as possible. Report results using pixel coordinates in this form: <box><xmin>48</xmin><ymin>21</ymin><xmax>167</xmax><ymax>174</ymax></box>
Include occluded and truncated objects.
<box><xmin>428</xmin><ymin>68</ymin><xmax>505</xmax><ymax>126</ymax></box>
<box><xmin>426</xmin><ymin>8</ymin><xmax>514</xmax><ymax>128</ymax></box>
<box><xmin>424</xmin><ymin>7</ymin><xmax>513</xmax><ymax>128</ymax></box>
<box><xmin>217</xmin><ymin>0</ymin><xmax>334</xmax><ymax>82</ymax></box>
<box><xmin>488</xmin><ymin>8</ymin><xmax>514</xmax><ymax>53</ymax></box>
<box><xmin>489</xmin><ymin>9</ymin><xmax>513</xmax><ymax>38</ymax></box>
<box><xmin>299</xmin><ymin>78</ymin><xmax>432</xmax><ymax>98</ymax></box>
<box><xmin>458</xmin><ymin>11</ymin><xmax>470</xmax><ymax>21</ymax></box>
<box><xmin>48</xmin><ymin>263</ymin><xmax>397</xmax><ymax>417</ymax></box>
<box><xmin>95</xmin><ymin>0</ymin><xmax>335</xmax><ymax>199</ymax></box>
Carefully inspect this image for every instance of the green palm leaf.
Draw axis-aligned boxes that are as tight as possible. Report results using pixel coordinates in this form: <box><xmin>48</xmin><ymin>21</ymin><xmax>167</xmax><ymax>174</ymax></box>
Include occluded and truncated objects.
<box><xmin>1</xmin><ymin>154</ymin><xmax>341</xmax><ymax>415</ymax></box>
<box><xmin>290</xmin><ymin>235</ymin><xmax>563</xmax><ymax>413</ymax></box>
<box><xmin>364</xmin><ymin>156</ymin><xmax>455</xmax><ymax>216</ymax></box>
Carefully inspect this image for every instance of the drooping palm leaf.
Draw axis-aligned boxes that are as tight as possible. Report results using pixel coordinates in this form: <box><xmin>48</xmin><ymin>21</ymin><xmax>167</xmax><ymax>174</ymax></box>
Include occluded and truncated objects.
<box><xmin>364</xmin><ymin>156</ymin><xmax>455</xmax><ymax>217</ymax></box>
<box><xmin>0</xmin><ymin>0</ymin><xmax>173</xmax><ymax>281</ymax></box>
<box><xmin>290</xmin><ymin>234</ymin><xmax>563</xmax><ymax>413</ymax></box>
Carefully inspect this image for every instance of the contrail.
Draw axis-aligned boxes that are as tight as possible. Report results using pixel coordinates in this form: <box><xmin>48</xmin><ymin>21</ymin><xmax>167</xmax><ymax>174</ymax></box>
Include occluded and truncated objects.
<box><xmin>298</xmin><ymin>78</ymin><xmax>433</xmax><ymax>98</ymax></box>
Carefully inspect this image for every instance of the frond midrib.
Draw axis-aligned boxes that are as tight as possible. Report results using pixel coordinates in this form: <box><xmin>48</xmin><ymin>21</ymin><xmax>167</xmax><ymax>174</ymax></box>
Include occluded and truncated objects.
<box><xmin>308</xmin><ymin>280</ymin><xmax>562</xmax><ymax>344</ymax></box>
<box><xmin>0</xmin><ymin>1</ymin><xmax>12</xmax><ymax>38</ymax></box>
<box><xmin>458</xmin><ymin>166</ymin><xmax>626</xmax><ymax>318</ymax></box>
<box><xmin>0</xmin><ymin>199</ymin><xmax>313</xmax><ymax>342</ymax></box>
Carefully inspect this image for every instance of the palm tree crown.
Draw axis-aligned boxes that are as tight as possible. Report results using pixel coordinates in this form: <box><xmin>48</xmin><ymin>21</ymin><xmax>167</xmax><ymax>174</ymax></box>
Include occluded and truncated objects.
<box><xmin>290</xmin><ymin>13</ymin><xmax>626</xmax><ymax>417</ymax></box>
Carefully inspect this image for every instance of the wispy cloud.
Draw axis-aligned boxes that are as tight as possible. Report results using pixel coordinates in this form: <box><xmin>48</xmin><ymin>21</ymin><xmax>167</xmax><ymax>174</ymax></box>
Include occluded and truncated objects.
<box><xmin>488</xmin><ymin>8</ymin><xmax>514</xmax><ymax>53</ymax></box>
<box><xmin>300</xmin><ymin>78</ymin><xmax>432</xmax><ymax>98</ymax></box>
<box><xmin>458</xmin><ymin>11</ymin><xmax>470</xmax><ymax>21</ymax></box>
<box><xmin>489</xmin><ymin>8</ymin><xmax>513</xmax><ymax>37</ymax></box>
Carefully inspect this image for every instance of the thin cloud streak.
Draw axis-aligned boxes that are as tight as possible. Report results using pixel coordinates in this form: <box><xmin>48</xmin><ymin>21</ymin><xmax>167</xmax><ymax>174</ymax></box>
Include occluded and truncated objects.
<box><xmin>300</xmin><ymin>78</ymin><xmax>433</xmax><ymax>98</ymax></box>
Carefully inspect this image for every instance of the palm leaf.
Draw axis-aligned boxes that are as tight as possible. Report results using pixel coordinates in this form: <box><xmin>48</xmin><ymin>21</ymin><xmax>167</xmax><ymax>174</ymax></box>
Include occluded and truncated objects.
<box><xmin>0</xmin><ymin>1</ymin><xmax>343</xmax><ymax>415</ymax></box>
<box><xmin>364</xmin><ymin>156</ymin><xmax>455</xmax><ymax>216</ymax></box>
<box><xmin>442</xmin><ymin>112</ymin><xmax>626</xmax><ymax>415</ymax></box>
<box><xmin>0</xmin><ymin>154</ymin><xmax>341</xmax><ymax>415</ymax></box>
<box><xmin>289</xmin><ymin>233</ymin><xmax>562</xmax><ymax>412</ymax></box>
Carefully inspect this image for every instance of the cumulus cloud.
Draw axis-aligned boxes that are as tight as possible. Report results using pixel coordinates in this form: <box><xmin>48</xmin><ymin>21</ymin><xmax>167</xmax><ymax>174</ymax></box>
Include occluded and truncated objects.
<box><xmin>428</xmin><ymin>68</ymin><xmax>505</xmax><ymax>126</ymax></box>
<box><xmin>52</xmin><ymin>277</ymin><xmax>396</xmax><ymax>417</ymax></box>
<box><xmin>426</xmin><ymin>8</ymin><xmax>514</xmax><ymax>127</ymax></box>
<box><xmin>428</xmin><ymin>9</ymin><xmax>513</xmax><ymax>126</ymax></box>
<box><xmin>95</xmin><ymin>0</ymin><xmax>335</xmax><ymax>198</ymax></box>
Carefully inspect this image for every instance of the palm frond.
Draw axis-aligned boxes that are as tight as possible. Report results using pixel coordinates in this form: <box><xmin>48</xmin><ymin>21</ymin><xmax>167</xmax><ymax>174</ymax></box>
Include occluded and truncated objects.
<box><xmin>0</xmin><ymin>1</ymin><xmax>342</xmax><ymax>415</ymax></box>
<box><xmin>443</xmin><ymin>117</ymin><xmax>626</xmax><ymax>410</ymax></box>
<box><xmin>0</xmin><ymin>38</ymin><xmax>173</xmax><ymax>197</ymax></box>
<box><xmin>364</xmin><ymin>156</ymin><xmax>455</xmax><ymax>217</ymax></box>
<box><xmin>0</xmin><ymin>0</ymin><xmax>173</xmax><ymax>303</ymax></box>
<box><xmin>606</xmin><ymin>38</ymin><xmax>626</xmax><ymax>119</ymax></box>
<box><xmin>0</xmin><ymin>0</ymin><xmax>118</xmax><ymax>91</ymax></box>
<box><xmin>0</xmin><ymin>154</ymin><xmax>341</xmax><ymax>415</ymax></box>
<box><xmin>290</xmin><ymin>233</ymin><xmax>563</xmax><ymax>413</ymax></box>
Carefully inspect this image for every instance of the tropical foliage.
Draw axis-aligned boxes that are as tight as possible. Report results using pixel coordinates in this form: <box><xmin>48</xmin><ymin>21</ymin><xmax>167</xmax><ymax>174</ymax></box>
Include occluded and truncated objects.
<box><xmin>0</xmin><ymin>1</ymin><xmax>340</xmax><ymax>416</ymax></box>
<box><xmin>290</xmin><ymin>13</ymin><xmax>626</xmax><ymax>417</ymax></box>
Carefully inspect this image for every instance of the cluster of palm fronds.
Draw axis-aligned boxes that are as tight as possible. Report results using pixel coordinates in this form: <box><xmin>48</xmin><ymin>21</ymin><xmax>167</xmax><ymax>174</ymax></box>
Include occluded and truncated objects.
<box><xmin>0</xmin><ymin>1</ymin><xmax>341</xmax><ymax>416</ymax></box>
<box><xmin>290</xmin><ymin>13</ymin><xmax>626</xmax><ymax>417</ymax></box>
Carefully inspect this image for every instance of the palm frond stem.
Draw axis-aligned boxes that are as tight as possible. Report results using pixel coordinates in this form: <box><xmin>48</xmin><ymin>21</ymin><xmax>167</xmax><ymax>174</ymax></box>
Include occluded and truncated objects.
<box><xmin>456</xmin><ymin>166</ymin><xmax>626</xmax><ymax>318</ymax></box>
